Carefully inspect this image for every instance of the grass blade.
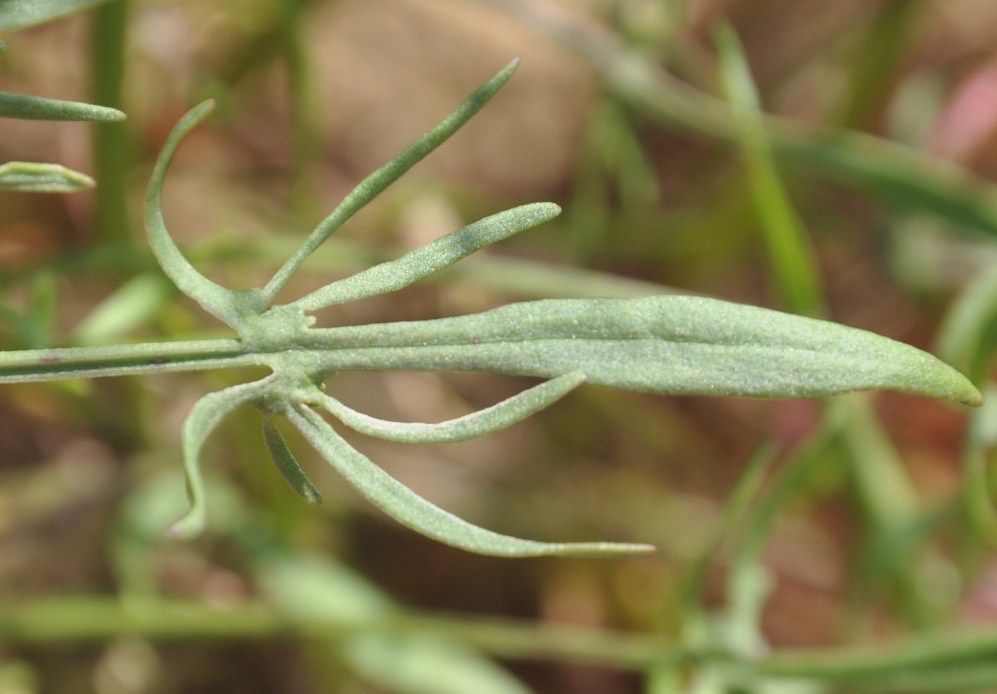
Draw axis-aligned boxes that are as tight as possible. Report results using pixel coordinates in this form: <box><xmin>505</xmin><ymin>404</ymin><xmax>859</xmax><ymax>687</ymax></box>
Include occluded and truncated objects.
<box><xmin>716</xmin><ymin>24</ymin><xmax>823</xmax><ymax>316</ymax></box>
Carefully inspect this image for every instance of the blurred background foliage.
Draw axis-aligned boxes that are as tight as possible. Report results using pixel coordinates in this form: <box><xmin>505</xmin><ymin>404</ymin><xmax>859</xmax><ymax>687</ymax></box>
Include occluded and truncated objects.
<box><xmin>3</xmin><ymin>0</ymin><xmax>997</xmax><ymax>692</ymax></box>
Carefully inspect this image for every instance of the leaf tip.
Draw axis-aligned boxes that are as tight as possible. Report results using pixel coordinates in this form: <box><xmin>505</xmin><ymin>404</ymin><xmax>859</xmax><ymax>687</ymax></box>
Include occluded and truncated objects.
<box><xmin>518</xmin><ymin>540</ymin><xmax>657</xmax><ymax>558</ymax></box>
<box><xmin>166</xmin><ymin>509</ymin><xmax>206</xmax><ymax>540</ymax></box>
<box><xmin>262</xmin><ymin>415</ymin><xmax>324</xmax><ymax>504</ymax></box>
<box><xmin>961</xmin><ymin>384</ymin><xmax>985</xmax><ymax>408</ymax></box>
<box><xmin>925</xmin><ymin>358</ymin><xmax>984</xmax><ymax>407</ymax></box>
<box><xmin>190</xmin><ymin>99</ymin><xmax>217</xmax><ymax>121</ymax></box>
<box><xmin>569</xmin><ymin>542</ymin><xmax>657</xmax><ymax>557</ymax></box>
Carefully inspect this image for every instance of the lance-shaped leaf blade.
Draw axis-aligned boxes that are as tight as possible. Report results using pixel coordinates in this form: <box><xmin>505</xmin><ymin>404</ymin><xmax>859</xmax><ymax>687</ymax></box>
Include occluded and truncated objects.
<box><xmin>284</xmin><ymin>404</ymin><xmax>653</xmax><ymax>557</ymax></box>
<box><xmin>294</xmin><ymin>203</ymin><xmax>561</xmax><ymax>311</ymax></box>
<box><xmin>0</xmin><ymin>91</ymin><xmax>125</xmax><ymax>121</ymax></box>
<box><xmin>301</xmin><ymin>296</ymin><xmax>981</xmax><ymax>406</ymax></box>
<box><xmin>313</xmin><ymin>372</ymin><xmax>585</xmax><ymax>443</ymax></box>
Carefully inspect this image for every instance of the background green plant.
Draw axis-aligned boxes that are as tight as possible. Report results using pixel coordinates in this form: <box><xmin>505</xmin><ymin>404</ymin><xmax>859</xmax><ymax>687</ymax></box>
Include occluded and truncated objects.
<box><xmin>3</xmin><ymin>2</ymin><xmax>997</xmax><ymax>693</ymax></box>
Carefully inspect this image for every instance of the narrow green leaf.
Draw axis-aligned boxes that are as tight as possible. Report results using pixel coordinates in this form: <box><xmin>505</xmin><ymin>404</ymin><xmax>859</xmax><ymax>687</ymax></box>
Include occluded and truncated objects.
<box><xmin>90</xmin><ymin>0</ymin><xmax>130</xmax><ymax>244</ymax></box>
<box><xmin>716</xmin><ymin>24</ymin><xmax>823</xmax><ymax>316</ymax></box>
<box><xmin>260</xmin><ymin>59</ymin><xmax>521</xmax><ymax>303</ymax></box>
<box><xmin>145</xmin><ymin>99</ymin><xmax>245</xmax><ymax>326</ymax></box>
<box><xmin>0</xmin><ymin>0</ymin><xmax>114</xmax><ymax>29</ymax></box>
<box><xmin>285</xmin><ymin>403</ymin><xmax>653</xmax><ymax>557</ymax></box>
<box><xmin>680</xmin><ymin>442</ymin><xmax>777</xmax><ymax>613</ymax></box>
<box><xmin>314</xmin><ymin>373</ymin><xmax>585</xmax><ymax>443</ymax></box>
<box><xmin>0</xmin><ymin>162</ymin><xmax>94</xmax><ymax>192</ymax></box>
<box><xmin>833</xmin><ymin>395</ymin><xmax>919</xmax><ymax>539</ymax></box>
<box><xmin>964</xmin><ymin>385</ymin><xmax>997</xmax><ymax>545</ymax></box>
<box><xmin>937</xmin><ymin>265</ymin><xmax>997</xmax><ymax>385</ymax></box>
<box><xmin>0</xmin><ymin>91</ymin><xmax>124</xmax><ymax>121</ymax></box>
<box><xmin>294</xmin><ymin>203</ymin><xmax>562</xmax><ymax>311</ymax></box>
<box><xmin>835</xmin><ymin>1</ymin><xmax>919</xmax><ymax>130</ymax></box>
<box><xmin>302</xmin><ymin>296</ymin><xmax>981</xmax><ymax>406</ymax></box>
<box><xmin>169</xmin><ymin>379</ymin><xmax>272</xmax><ymax>538</ymax></box>
<box><xmin>262</xmin><ymin>415</ymin><xmax>322</xmax><ymax>503</ymax></box>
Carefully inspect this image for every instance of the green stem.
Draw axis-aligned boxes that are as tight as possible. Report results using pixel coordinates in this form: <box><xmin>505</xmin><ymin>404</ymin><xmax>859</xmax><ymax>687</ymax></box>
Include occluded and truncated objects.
<box><xmin>716</xmin><ymin>24</ymin><xmax>824</xmax><ymax>317</ymax></box>
<box><xmin>0</xmin><ymin>597</ymin><xmax>690</xmax><ymax>667</ymax></box>
<box><xmin>90</xmin><ymin>0</ymin><xmax>131</xmax><ymax>244</ymax></box>
<box><xmin>0</xmin><ymin>339</ymin><xmax>246</xmax><ymax>383</ymax></box>
<box><xmin>6</xmin><ymin>596</ymin><xmax>997</xmax><ymax>689</ymax></box>
<box><xmin>276</xmin><ymin>0</ymin><xmax>319</xmax><ymax>213</ymax></box>
<box><xmin>258</xmin><ymin>59</ymin><xmax>520</xmax><ymax>304</ymax></box>
<box><xmin>836</xmin><ymin>0</ymin><xmax>921</xmax><ymax>130</ymax></box>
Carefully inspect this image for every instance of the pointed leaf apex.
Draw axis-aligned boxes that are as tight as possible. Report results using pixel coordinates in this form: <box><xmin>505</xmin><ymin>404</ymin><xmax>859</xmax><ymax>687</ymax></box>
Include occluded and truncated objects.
<box><xmin>166</xmin><ymin>509</ymin><xmax>206</xmax><ymax>540</ymax></box>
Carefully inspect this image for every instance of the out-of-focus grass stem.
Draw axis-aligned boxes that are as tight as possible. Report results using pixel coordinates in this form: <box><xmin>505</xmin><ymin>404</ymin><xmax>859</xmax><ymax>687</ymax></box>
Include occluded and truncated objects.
<box><xmin>90</xmin><ymin>0</ymin><xmax>131</xmax><ymax>247</ymax></box>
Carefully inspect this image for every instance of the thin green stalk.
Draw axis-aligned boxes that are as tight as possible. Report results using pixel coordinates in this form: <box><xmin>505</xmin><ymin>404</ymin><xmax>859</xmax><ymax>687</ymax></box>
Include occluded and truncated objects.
<box><xmin>962</xmin><ymin>385</ymin><xmax>997</xmax><ymax>544</ymax></box>
<box><xmin>7</xmin><ymin>595</ymin><xmax>997</xmax><ymax>689</ymax></box>
<box><xmin>276</xmin><ymin>0</ymin><xmax>319</xmax><ymax>212</ymax></box>
<box><xmin>0</xmin><ymin>339</ymin><xmax>246</xmax><ymax>383</ymax></box>
<box><xmin>90</xmin><ymin>0</ymin><xmax>131</xmax><ymax>244</ymax></box>
<box><xmin>716</xmin><ymin>24</ymin><xmax>823</xmax><ymax>317</ymax></box>
<box><xmin>724</xmin><ymin>415</ymin><xmax>837</xmax><ymax>619</ymax></box>
<box><xmin>836</xmin><ymin>0</ymin><xmax>922</xmax><ymax>130</ymax></box>
<box><xmin>833</xmin><ymin>396</ymin><xmax>919</xmax><ymax>537</ymax></box>
<box><xmin>679</xmin><ymin>442</ymin><xmax>777</xmax><ymax>614</ymax></box>
<box><xmin>0</xmin><ymin>597</ymin><xmax>688</xmax><ymax>668</ymax></box>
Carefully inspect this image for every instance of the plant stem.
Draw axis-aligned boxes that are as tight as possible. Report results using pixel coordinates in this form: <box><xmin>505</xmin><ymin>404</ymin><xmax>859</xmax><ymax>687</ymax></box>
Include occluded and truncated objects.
<box><xmin>0</xmin><ymin>339</ymin><xmax>246</xmax><ymax>383</ymax></box>
<box><xmin>90</xmin><ymin>0</ymin><xmax>131</xmax><ymax>245</ymax></box>
<box><xmin>0</xmin><ymin>596</ymin><xmax>703</xmax><ymax>667</ymax></box>
<box><xmin>6</xmin><ymin>596</ymin><xmax>997</xmax><ymax>689</ymax></box>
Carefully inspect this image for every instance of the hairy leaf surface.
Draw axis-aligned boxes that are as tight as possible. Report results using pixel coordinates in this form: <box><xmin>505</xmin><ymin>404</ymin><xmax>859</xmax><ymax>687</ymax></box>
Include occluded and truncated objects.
<box><xmin>300</xmin><ymin>296</ymin><xmax>981</xmax><ymax>405</ymax></box>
